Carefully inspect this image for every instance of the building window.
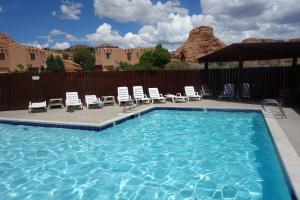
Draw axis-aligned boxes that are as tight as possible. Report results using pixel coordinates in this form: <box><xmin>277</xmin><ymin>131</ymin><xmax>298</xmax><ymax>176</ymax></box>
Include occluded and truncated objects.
<box><xmin>0</xmin><ymin>53</ymin><xmax>5</xmax><ymax>60</ymax></box>
<box><xmin>127</xmin><ymin>52</ymin><xmax>132</xmax><ymax>61</ymax></box>
<box><xmin>106</xmin><ymin>52</ymin><xmax>111</xmax><ymax>60</ymax></box>
<box><xmin>30</xmin><ymin>53</ymin><xmax>35</xmax><ymax>60</ymax></box>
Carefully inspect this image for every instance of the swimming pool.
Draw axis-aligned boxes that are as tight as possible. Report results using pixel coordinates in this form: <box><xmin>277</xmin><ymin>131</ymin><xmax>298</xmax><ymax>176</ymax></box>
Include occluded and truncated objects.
<box><xmin>0</xmin><ymin>109</ymin><xmax>294</xmax><ymax>199</ymax></box>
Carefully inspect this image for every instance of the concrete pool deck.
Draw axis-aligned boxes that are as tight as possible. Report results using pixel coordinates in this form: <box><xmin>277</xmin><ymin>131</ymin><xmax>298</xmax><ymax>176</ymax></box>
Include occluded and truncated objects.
<box><xmin>0</xmin><ymin>99</ymin><xmax>300</xmax><ymax>198</ymax></box>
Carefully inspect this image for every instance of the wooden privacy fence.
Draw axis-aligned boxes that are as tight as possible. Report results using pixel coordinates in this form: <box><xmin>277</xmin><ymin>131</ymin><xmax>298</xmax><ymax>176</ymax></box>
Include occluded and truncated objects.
<box><xmin>0</xmin><ymin>66</ymin><xmax>299</xmax><ymax>111</ymax></box>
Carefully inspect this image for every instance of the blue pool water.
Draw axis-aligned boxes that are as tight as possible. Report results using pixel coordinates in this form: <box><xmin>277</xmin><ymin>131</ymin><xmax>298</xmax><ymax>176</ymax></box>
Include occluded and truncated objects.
<box><xmin>0</xmin><ymin>109</ymin><xmax>293</xmax><ymax>199</ymax></box>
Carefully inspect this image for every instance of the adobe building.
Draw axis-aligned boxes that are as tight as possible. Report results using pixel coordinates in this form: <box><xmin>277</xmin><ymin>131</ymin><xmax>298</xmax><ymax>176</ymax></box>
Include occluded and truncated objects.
<box><xmin>0</xmin><ymin>33</ymin><xmax>48</xmax><ymax>73</ymax></box>
<box><xmin>95</xmin><ymin>44</ymin><xmax>152</xmax><ymax>70</ymax></box>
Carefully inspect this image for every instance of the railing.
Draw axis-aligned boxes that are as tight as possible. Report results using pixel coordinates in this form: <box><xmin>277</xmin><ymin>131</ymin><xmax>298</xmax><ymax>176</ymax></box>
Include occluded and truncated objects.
<box><xmin>0</xmin><ymin>66</ymin><xmax>299</xmax><ymax>111</ymax></box>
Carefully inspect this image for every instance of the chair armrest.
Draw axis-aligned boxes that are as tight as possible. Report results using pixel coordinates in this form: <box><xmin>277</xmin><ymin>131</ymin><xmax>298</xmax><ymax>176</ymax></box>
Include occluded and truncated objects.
<box><xmin>159</xmin><ymin>94</ymin><xmax>164</xmax><ymax>97</ymax></box>
<box><xmin>195</xmin><ymin>92</ymin><xmax>199</xmax><ymax>95</ymax></box>
<box><xmin>176</xmin><ymin>93</ymin><xmax>182</xmax><ymax>96</ymax></box>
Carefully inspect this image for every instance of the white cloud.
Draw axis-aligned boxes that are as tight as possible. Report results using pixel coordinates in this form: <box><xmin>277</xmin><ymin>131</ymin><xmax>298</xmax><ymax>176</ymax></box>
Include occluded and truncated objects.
<box><xmin>93</xmin><ymin>0</ymin><xmax>188</xmax><ymax>23</ymax></box>
<box><xmin>53</xmin><ymin>0</ymin><xmax>83</xmax><ymax>20</ymax></box>
<box><xmin>200</xmin><ymin>0</ymin><xmax>300</xmax><ymax>43</ymax></box>
<box><xmin>88</xmin><ymin>0</ymin><xmax>300</xmax><ymax>50</ymax></box>
<box><xmin>22</xmin><ymin>41</ymin><xmax>49</xmax><ymax>49</ymax></box>
<box><xmin>86</xmin><ymin>13</ymin><xmax>214</xmax><ymax>50</ymax></box>
<box><xmin>0</xmin><ymin>5</ymin><xmax>3</xmax><ymax>12</ymax></box>
<box><xmin>38</xmin><ymin>29</ymin><xmax>79</xmax><ymax>43</ymax></box>
<box><xmin>52</xmin><ymin>42</ymin><xmax>71</xmax><ymax>50</ymax></box>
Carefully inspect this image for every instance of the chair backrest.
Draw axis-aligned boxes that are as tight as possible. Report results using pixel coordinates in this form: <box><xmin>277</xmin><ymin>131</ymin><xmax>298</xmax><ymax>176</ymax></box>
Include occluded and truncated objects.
<box><xmin>85</xmin><ymin>95</ymin><xmax>97</xmax><ymax>104</ymax></box>
<box><xmin>223</xmin><ymin>83</ymin><xmax>235</xmax><ymax>96</ymax></box>
<box><xmin>133</xmin><ymin>86</ymin><xmax>145</xmax><ymax>99</ymax></box>
<box><xmin>148</xmin><ymin>88</ymin><xmax>160</xmax><ymax>98</ymax></box>
<box><xmin>118</xmin><ymin>87</ymin><xmax>130</xmax><ymax>101</ymax></box>
<box><xmin>66</xmin><ymin>92</ymin><xmax>79</xmax><ymax>103</ymax></box>
<box><xmin>242</xmin><ymin>83</ymin><xmax>250</xmax><ymax>98</ymax></box>
<box><xmin>185</xmin><ymin>86</ymin><xmax>196</xmax><ymax>96</ymax></box>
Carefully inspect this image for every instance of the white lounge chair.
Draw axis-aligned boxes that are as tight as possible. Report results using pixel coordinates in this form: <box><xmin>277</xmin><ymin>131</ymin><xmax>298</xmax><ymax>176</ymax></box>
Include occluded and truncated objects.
<box><xmin>185</xmin><ymin>86</ymin><xmax>202</xmax><ymax>101</ymax></box>
<box><xmin>242</xmin><ymin>83</ymin><xmax>250</xmax><ymax>98</ymax></box>
<box><xmin>148</xmin><ymin>88</ymin><xmax>166</xmax><ymax>103</ymax></box>
<box><xmin>28</xmin><ymin>101</ymin><xmax>47</xmax><ymax>113</ymax></box>
<box><xmin>85</xmin><ymin>95</ymin><xmax>103</xmax><ymax>109</ymax></box>
<box><xmin>218</xmin><ymin>83</ymin><xmax>235</xmax><ymax>99</ymax></box>
<box><xmin>117</xmin><ymin>87</ymin><xmax>132</xmax><ymax>106</ymax></box>
<box><xmin>133</xmin><ymin>86</ymin><xmax>150</xmax><ymax>104</ymax></box>
<box><xmin>65</xmin><ymin>92</ymin><xmax>83</xmax><ymax>110</ymax></box>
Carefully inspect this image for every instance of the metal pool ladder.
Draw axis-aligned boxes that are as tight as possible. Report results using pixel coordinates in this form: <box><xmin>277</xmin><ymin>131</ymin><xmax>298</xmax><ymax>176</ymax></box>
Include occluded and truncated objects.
<box><xmin>123</xmin><ymin>100</ymin><xmax>138</xmax><ymax>113</ymax></box>
<box><xmin>261</xmin><ymin>99</ymin><xmax>286</xmax><ymax>119</ymax></box>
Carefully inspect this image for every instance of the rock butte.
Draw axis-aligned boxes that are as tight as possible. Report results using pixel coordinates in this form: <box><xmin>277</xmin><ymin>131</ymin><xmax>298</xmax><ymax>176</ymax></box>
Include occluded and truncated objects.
<box><xmin>175</xmin><ymin>26</ymin><xmax>226</xmax><ymax>61</ymax></box>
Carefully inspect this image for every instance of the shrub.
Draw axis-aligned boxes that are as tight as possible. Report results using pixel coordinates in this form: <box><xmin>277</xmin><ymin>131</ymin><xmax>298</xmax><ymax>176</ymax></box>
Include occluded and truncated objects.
<box><xmin>139</xmin><ymin>44</ymin><xmax>171</xmax><ymax>70</ymax></box>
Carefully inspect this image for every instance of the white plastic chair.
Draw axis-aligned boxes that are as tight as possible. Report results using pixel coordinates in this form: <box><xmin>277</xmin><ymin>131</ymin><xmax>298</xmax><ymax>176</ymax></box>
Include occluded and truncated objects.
<box><xmin>28</xmin><ymin>101</ymin><xmax>47</xmax><ymax>113</ymax></box>
<box><xmin>85</xmin><ymin>95</ymin><xmax>103</xmax><ymax>109</ymax></box>
<box><xmin>242</xmin><ymin>83</ymin><xmax>250</xmax><ymax>98</ymax></box>
<box><xmin>148</xmin><ymin>88</ymin><xmax>166</xmax><ymax>103</ymax></box>
<box><xmin>117</xmin><ymin>87</ymin><xmax>132</xmax><ymax>106</ymax></box>
<box><xmin>218</xmin><ymin>83</ymin><xmax>235</xmax><ymax>99</ymax></box>
<box><xmin>184</xmin><ymin>86</ymin><xmax>202</xmax><ymax>101</ymax></box>
<box><xmin>65</xmin><ymin>92</ymin><xmax>83</xmax><ymax>110</ymax></box>
<box><xmin>133</xmin><ymin>86</ymin><xmax>150</xmax><ymax>104</ymax></box>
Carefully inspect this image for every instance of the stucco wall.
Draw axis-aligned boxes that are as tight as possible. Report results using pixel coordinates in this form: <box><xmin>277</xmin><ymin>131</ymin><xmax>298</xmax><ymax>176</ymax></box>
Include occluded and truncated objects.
<box><xmin>95</xmin><ymin>47</ymin><xmax>152</xmax><ymax>69</ymax></box>
<box><xmin>0</xmin><ymin>46</ymin><xmax>47</xmax><ymax>72</ymax></box>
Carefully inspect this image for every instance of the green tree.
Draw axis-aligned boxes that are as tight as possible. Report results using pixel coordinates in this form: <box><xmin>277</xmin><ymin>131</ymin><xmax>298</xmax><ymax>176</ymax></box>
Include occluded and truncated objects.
<box><xmin>139</xmin><ymin>44</ymin><xmax>171</xmax><ymax>70</ymax></box>
<box><xmin>55</xmin><ymin>55</ymin><xmax>65</xmax><ymax>72</ymax></box>
<box><xmin>73</xmin><ymin>48</ymin><xmax>95</xmax><ymax>71</ymax></box>
<box><xmin>46</xmin><ymin>54</ymin><xmax>64</xmax><ymax>72</ymax></box>
<box><xmin>165</xmin><ymin>60</ymin><xmax>191</xmax><ymax>70</ymax></box>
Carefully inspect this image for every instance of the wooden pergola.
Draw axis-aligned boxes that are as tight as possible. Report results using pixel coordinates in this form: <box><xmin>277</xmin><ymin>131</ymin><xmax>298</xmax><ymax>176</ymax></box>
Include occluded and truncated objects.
<box><xmin>197</xmin><ymin>41</ymin><xmax>300</xmax><ymax>98</ymax></box>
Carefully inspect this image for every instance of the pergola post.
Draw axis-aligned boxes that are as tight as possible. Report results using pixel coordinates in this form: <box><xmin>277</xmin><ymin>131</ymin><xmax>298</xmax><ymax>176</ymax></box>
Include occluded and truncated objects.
<box><xmin>237</xmin><ymin>53</ymin><xmax>244</xmax><ymax>100</ymax></box>
<box><xmin>204</xmin><ymin>61</ymin><xmax>209</xmax><ymax>83</ymax></box>
<box><xmin>292</xmin><ymin>57</ymin><xmax>297</xmax><ymax>67</ymax></box>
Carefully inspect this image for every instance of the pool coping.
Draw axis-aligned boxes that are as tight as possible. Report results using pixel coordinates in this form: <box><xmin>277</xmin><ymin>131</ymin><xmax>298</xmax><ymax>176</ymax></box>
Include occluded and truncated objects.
<box><xmin>0</xmin><ymin>105</ymin><xmax>299</xmax><ymax>199</ymax></box>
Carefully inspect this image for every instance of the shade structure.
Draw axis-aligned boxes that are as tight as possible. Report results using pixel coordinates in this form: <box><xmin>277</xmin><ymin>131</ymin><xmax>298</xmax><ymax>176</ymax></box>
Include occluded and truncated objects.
<box><xmin>198</xmin><ymin>42</ymin><xmax>300</xmax><ymax>63</ymax></box>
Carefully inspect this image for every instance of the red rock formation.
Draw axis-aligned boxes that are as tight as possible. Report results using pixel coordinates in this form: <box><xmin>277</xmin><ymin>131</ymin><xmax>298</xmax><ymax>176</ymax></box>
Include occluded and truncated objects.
<box><xmin>175</xmin><ymin>26</ymin><xmax>226</xmax><ymax>61</ymax></box>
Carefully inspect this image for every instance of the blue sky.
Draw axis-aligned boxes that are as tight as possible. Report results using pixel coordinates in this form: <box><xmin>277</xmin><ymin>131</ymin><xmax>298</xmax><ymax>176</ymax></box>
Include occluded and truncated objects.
<box><xmin>0</xmin><ymin>0</ymin><xmax>299</xmax><ymax>50</ymax></box>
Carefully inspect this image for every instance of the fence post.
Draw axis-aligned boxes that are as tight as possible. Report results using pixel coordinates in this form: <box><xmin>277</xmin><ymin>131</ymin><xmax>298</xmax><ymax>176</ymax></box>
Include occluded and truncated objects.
<box><xmin>237</xmin><ymin>52</ymin><xmax>244</xmax><ymax>100</ymax></box>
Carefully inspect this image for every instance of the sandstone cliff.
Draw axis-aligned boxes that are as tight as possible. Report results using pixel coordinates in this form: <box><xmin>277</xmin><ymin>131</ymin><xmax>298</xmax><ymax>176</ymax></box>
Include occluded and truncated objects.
<box><xmin>175</xmin><ymin>26</ymin><xmax>226</xmax><ymax>61</ymax></box>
